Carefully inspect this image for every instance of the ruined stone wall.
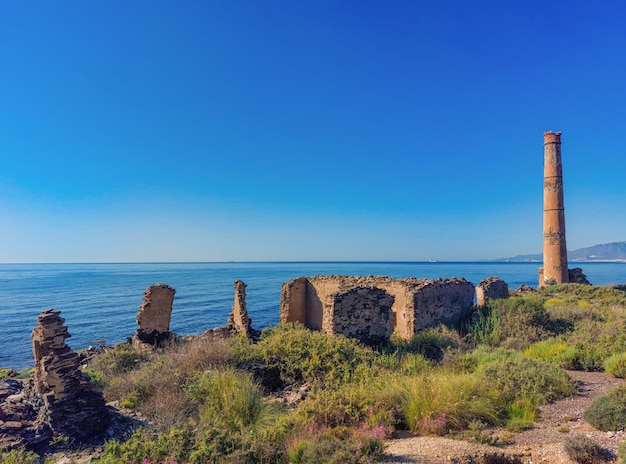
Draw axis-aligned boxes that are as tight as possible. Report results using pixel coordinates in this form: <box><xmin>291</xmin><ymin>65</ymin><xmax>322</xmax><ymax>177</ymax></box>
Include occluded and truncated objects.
<box><xmin>410</xmin><ymin>279</ymin><xmax>475</xmax><ymax>329</ymax></box>
<box><xmin>135</xmin><ymin>283</ymin><xmax>176</xmax><ymax>345</ymax></box>
<box><xmin>476</xmin><ymin>277</ymin><xmax>509</xmax><ymax>307</ymax></box>
<box><xmin>280</xmin><ymin>275</ymin><xmax>475</xmax><ymax>343</ymax></box>
<box><xmin>227</xmin><ymin>280</ymin><xmax>252</xmax><ymax>336</ymax></box>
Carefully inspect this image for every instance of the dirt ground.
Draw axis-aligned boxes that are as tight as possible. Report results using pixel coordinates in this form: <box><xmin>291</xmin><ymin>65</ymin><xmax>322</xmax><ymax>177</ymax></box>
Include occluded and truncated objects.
<box><xmin>383</xmin><ymin>371</ymin><xmax>626</xmax><ymax>464</ymax></box>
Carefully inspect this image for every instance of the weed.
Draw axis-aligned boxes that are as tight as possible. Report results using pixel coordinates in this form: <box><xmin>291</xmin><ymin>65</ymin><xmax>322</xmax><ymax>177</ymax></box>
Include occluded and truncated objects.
<box><xmin>563</xmin><ymin>434</ymin><xmax>606</xmax><ymax>464</ymax></box>
<box><xmin>477</xmin><ymin>352</ymin><xmax>574</xmax><ymax>405</ymax></box>
<box><xmin>604</xmin><ymin>352</ymin><xmax>626</xmax><ymax>378</ymax></box>
<box><xmin>0</xmin><ymin>450</ymin><xmax>40</xmax><ymax>464</ymax></box>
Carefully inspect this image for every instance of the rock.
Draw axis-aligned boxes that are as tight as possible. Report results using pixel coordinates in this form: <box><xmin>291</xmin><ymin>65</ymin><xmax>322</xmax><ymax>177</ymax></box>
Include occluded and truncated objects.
<box><xmin>515</xmin><ymin>285</ymin><xmax>536</xmax><ymax>295</ymax></box>
<box><xmin>568</xmin><ymin>268</ymin><xmax>591</xmax><ymax>285</ymax></box>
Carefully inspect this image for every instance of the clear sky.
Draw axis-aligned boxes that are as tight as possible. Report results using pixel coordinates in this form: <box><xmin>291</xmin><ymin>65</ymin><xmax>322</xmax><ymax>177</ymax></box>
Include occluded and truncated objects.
<box><xmin>1</xmin><ymin>1</ymin><xmax>625</xmax><ymax>263</ymax></box>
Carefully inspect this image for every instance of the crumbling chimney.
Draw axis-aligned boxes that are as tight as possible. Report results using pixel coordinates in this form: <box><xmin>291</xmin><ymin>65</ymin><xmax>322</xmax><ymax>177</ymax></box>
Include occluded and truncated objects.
<box><xmin>540</xmin><ymin>131</ymin><xmax>569</xmax><ymax>285</ymax></box>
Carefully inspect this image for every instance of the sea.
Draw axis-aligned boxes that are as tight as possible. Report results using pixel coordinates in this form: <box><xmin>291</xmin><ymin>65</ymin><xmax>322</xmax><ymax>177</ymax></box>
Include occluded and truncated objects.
<box><xmin>1</xmin><ymin>261</ymin><xmax>625</xmax><ymax>369</ymax></box>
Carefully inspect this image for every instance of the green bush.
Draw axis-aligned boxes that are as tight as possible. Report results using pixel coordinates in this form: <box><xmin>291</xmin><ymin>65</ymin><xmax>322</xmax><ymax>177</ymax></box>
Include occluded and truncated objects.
<box><xmin>618</xmin><ymin>440</ymin><xmax>626</xmax><ymax>461</ymax></box>
<box><xmin>0</xmin><ymin>450</ymin><xmax>40</xmax><ymax>464</ymax></box>
<box><xmin>388</xmin><ymin>325</ymin><xmax>464</xmax><ymax>362</ymax></box>
<box><xmin>185</xmin><ymin>369</ymin><xmax>284</xmax><ymax>434</ymax></box>
<box><xmin>298</xmin><ymin>436</ymin><xmax>359</xmax><ymax>464</ymax></box>
<box><xmin>505</xmin><ymin>398</ymin><xmax>537</xmax><ymax>432</ymax></box>
<box><xmin>400</xmin><ymin>371</ymin><xmax>500</xmax><ymax>434</ymax></box>
<box><xmin>604</xmin><ymin>352</ymin><xmax>626</xmax><ymax>378</ymax></box>
<box><xmin>464</xmin><ymin>297</ymin><xmax>552</xmax><ymax>349</ymax></box>
<box><xmin>455</xmin><ymin>346</ymin><xmax>517</xmax><ymax>373</ymax></box>
<box><xmin>524</xmin><ymin>338</ymin><xmax>581</xmax><ymax>370</ymax></box>
<box><xmin>477</xmin><ymin>353</ymin><xmax>574</xmax><ymax>406</ymax></box>
<box><xmin>563</xmin><ymin>433</ymin><xmax>605</xmax><ymax>464</ymax></box>
<box><xmin>94</xmin><ymin>426</ymin><xmax>197</xmax><ymax>464</ymax></box>
<box><xmin>238</xmin><ymin>323</ymin><xmax>376</xmax><ymax>387</ymax></box>
<box><xmin>89</xmin><ymin>343</ymin><xmax>149</xmax><ymax>378</ymax></box>
<box><xmin>584</xmin><ymin>385</ymin><xmax>626</xmax><ymax>431</ymax></box>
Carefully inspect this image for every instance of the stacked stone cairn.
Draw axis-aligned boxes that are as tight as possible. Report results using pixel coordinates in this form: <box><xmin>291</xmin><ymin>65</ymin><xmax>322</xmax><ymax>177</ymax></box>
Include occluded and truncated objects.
<box><xmin>0</xmin><ymin>309</ymin><xmax>109</xmax><ymax>450</ymax></box>
<box><xmin>29</xmin><ymin>309</ymin><xmax>109</xmax><ymax>439</ymax></box>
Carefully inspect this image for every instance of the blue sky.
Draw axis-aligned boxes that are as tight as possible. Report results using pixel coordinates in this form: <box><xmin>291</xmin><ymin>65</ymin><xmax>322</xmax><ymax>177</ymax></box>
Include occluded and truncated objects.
<box><xmin>1</xmin><ymin>1</ymin><xmax>625</xmax><ymax>262</ymax></box>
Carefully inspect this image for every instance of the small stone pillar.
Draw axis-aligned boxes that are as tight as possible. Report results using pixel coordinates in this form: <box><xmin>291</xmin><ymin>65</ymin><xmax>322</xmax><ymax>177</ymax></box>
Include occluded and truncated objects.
<box><xmin>476</xmin><ymin>277</ymin><xmax>509</xmax><ymax>307</ymax></box>
<box><xmin>227</xmin><ymin>280</ymin><xmax>252</xmax><ymax>336</ymax></box>
<box><xmin>29</xmin><ymin>309</ymin><xmax>109</xmax><ymax>439</ymax></box>
<box><xmin>135</xmin><ymin>283</ymin><xmax>176</xmax><ymax>345</ymax></box>
<box><xmin>541</xmin><ymin>131</ymin><xmax>569</xmax><ymax>286</ymax></box>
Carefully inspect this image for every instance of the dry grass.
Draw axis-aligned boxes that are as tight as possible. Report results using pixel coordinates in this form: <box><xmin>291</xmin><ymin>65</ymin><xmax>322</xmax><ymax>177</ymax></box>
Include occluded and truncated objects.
<box><xmin>99</xmin><ymin>334</ymin><xmax>234</xmax><ymax>428</ymax></box>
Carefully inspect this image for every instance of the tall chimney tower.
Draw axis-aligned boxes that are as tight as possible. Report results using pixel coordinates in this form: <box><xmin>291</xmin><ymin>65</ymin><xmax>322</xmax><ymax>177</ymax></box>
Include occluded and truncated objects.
<box><xmin>541</xmin><ymin>131</ymin><xmax>569</xmax><ymax>285</ymax></box>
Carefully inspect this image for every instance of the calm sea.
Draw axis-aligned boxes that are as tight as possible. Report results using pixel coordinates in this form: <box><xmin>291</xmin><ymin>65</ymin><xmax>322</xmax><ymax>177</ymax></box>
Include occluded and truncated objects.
<box><xmin>1</xmin><ymin>261</ymin><xmax>625</xmax><ymax>369</ymax></box>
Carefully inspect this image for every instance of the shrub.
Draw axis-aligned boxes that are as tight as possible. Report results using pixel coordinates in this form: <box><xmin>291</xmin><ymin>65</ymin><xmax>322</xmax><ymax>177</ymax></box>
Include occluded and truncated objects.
<box><xmin>456</xmin><ymin>346</ymin><xmax>517</xmax><ymax>373</ymax></box>
<box><xmin>389</xmin><ymin>325</ymin><xmax>464</xmax><ymax>362</ymax></box>
<box><xmin>89</xmin><ymin>343</ymin><xmax>149</xmax><ymax>378</ymax></box>
<box><xmin>477</xmin><ymin>353</ymin><xmax>574</xmax><ymax>406</ymax></box>
<box><xmin>618</xmin><ymin>440</ymin><xmax>626</xmax><ymax>461</ymax></box>
<box><xmin>0</xmin><ymin>450</ymin><xmax>40</xmax><ymax>464</ymax></box>
<box><xmin>563</xmin><ymin>434</ymin><xmax>605</xmax><ymax>464</ymax></box>
<box><xmin>505</xmin><ymin>398</ymin><xmax>537</xmax><ymax>432</ymax></box>
<box><xmin>524</xmin><ymin>338</ymin><xmax>580</xmax><ymax>370</ymax></box>
<box><xmin>94</xmin><ymin>426</ymin><xmax>197</xmax><ymax>464</ymax></box>
<box><xmin>286</xmin><ymin>431</ymin><xmax>383</xmax><ymax>464</ymax></box>
<box><xmin>239</xmin><ymin>323</ymin><xmax>376</xmax><ymax>387</ymax></box>
<box><xmin>185</xmin><ymin>369</ymin><xmax>284</xmax><ymax>434</ymax></box>
<box><xmin>99</xmin><ymin>336</ymin><xmax>235</xmax><ymax>427</ymax></box>
<box><xmin>295</xmin><ymin>436</ymin><xmax>368</xmax><ymax>464</ymax></box>
<box><xmin>400</xmin><ymin>371</ymin><xmax>500</xmax><ymax>434</ymax></box>
<box><xmin>464</xmin><ymin>297</ymin><xmax>552</xmax><ymax>349</ymax></box>
<box><xmin>0</xmin><ymin>369</ymin><xmax>26</xmax><ymax>380</ymax></box>
<box><xmin>293</xmin><ymin>371</ymin><xmax>403</xmax><ymax>430</ymax></box>
<box><xmin>584</xmin><ymin>385</ymin><xmax>626</xmax><ymax>431</ymax></box>
<box><xmin>604</xmin><ymin>352</ymin><xmax>626</xmax><ymax>378</ymax></box>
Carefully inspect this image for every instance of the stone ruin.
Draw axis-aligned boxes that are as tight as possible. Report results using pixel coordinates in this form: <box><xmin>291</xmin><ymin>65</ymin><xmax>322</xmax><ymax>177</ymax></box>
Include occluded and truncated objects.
<box><xmin>133</xmin><ymin>283</ymin><xmax>176</xmax><ymax>346</ymax></box>
<box><xmin>0</xmin><ymin>309</ymin><xmax>108</xmax><ymax>450</ymax></box>
<box><xmin>475</xmin><ymin>277</ymin><xmax>509</xmax><ymax>307</ymax></box>
<box><xmin>226</xmin><ymin>280</ymin><xmax>253</xmax><ymax>336</ymax></box>
<box><xmin>280</xmin><ymin>276</ymin><xmax>475</xmax><ymax>345</ymax></box>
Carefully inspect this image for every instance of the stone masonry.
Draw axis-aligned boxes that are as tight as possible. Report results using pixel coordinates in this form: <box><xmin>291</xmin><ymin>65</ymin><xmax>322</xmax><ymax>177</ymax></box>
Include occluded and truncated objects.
<box><xmin>541</xmin><ymin>131</ymin><xmax>569</xmax><ymax>286</ymax></box>
<box><xmin>280</xmin><ymin>276</ymin><xmax>475</xmax><ymax>344</ymax></box>
<box><xmin>29</xmin><ymin>309</ymin><xmax>109</xmax><ymax>439</ymax></box>
<box><xmin>135</xmin><ymin>283</ymin><xmax>176</xmax><ymax>345</ymax></box>
<box><xmin>227</xmin><ymin>280</ymin><xmax>253</xmax><ymax>336</ymax></box>
<box><xmin>476</xmin><ymin>277</ymin><xmax>509</xmax><ymax>307</ymax></box>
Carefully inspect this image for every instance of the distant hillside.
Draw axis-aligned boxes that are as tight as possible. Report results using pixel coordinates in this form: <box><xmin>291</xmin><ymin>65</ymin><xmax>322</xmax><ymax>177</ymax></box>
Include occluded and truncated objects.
<box><xmin>499</xmin><ymin>241</ymin><xmax>626</xmax><ymax>262</ymax></box>
<box><xmin>569</xmin><ymin>241</ymin><xmax>626</xmax><ymax>261</ymax></box>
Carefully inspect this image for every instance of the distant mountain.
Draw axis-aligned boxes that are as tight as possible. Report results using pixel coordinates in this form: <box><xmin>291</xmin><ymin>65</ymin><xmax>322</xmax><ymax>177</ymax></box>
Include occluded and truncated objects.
<box><xmin>498</xmin><ymin>241</ymin><xmax>626</xmax><ymax>262</ymax></box>
<box><xmin>569</xmin><ymin>242</ymin><xmax>626</xmax><ymax>261</ymax></box>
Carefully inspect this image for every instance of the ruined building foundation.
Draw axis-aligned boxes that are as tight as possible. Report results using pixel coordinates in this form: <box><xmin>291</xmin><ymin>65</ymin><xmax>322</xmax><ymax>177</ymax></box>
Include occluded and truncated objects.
<box><xmin>540</xmin><ymin>131</ymin><xmax>569</xmax><ymax>286</ymax></box>
<box><xmin>280</xmin><ymin>276</ymin><xmax>475</xmax><ymax>345</ymax></box>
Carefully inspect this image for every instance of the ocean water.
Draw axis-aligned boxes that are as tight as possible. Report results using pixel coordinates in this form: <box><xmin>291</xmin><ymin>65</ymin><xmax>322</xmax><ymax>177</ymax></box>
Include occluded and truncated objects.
<box><xmin>1</xmin><ymin>261</ymin><xmax>625</xmax><ymax>369</ymax></box>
